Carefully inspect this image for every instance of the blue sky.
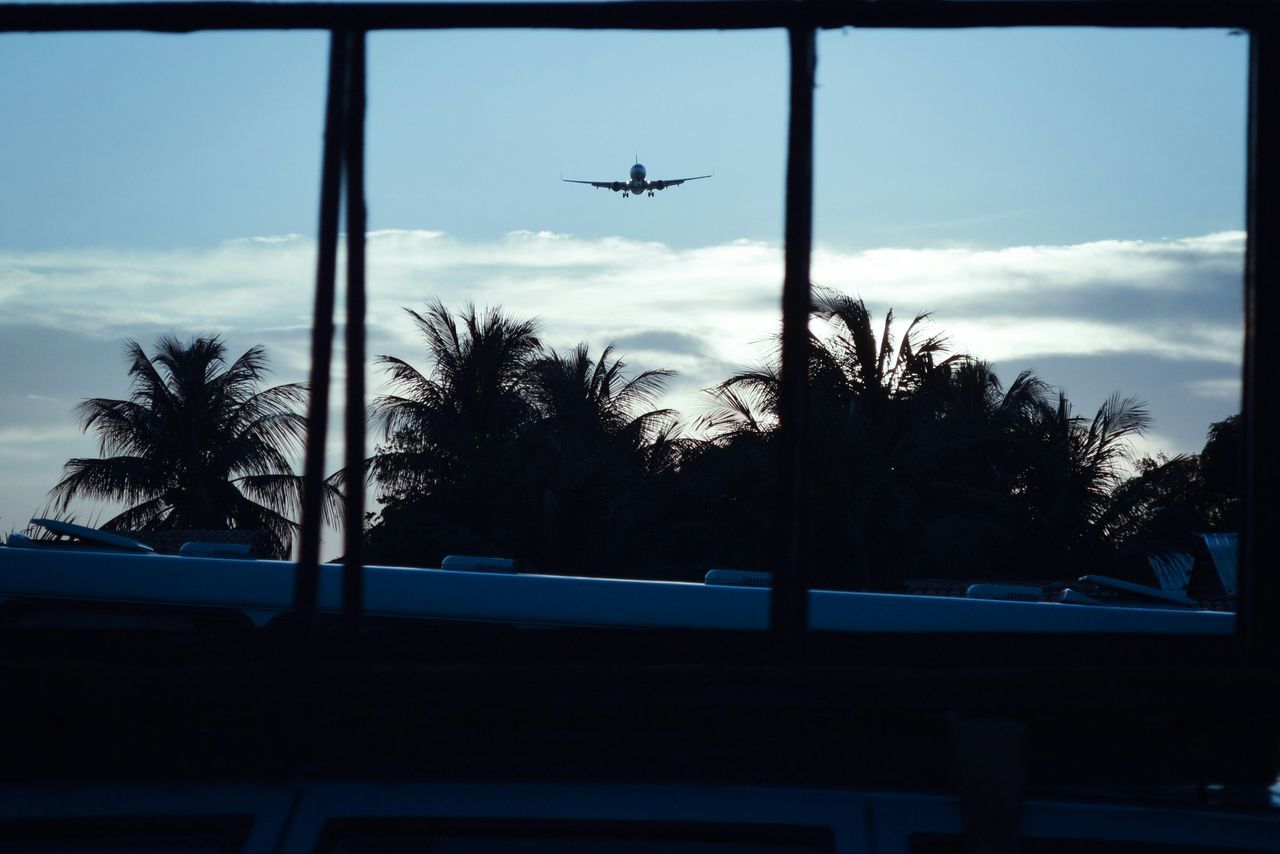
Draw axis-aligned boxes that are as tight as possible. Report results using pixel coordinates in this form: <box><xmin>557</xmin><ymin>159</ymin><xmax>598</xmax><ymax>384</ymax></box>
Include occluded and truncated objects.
<box><xmin>0</xmin><ymin>25</ymin><xmax>1249</xmax><ymax>542</ymax></box>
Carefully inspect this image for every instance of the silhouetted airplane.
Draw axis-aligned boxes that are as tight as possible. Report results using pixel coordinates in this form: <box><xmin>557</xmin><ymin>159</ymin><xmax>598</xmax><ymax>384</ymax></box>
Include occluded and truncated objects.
<box><xmin>562</xmin><ymin>159</ymin><xmax>713</xmax><ymax>198</ymax></box>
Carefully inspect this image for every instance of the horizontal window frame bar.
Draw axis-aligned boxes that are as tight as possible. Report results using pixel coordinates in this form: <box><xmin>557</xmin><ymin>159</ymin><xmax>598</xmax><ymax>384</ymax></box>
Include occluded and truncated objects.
<box><xmin>0</xmin><ymin>1</ymin><xmax>1266</xmax><ymax>34</ymax></box>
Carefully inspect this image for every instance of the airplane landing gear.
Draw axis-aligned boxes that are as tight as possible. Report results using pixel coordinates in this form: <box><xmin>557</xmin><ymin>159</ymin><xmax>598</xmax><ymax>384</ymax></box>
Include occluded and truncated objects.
<box><xmin>648</xmin><ymin>191</ymin><xmax>655</xmax><ymax>197</ymax></box>
<box><xmin>623</xmin><ymin>192</ymin><xmax>630</xmax><ymax>198</ymax></box>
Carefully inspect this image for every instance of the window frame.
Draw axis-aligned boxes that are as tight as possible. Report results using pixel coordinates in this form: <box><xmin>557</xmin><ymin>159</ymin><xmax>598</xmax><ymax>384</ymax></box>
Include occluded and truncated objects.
<box><xmin>1</xmin><ymin>0</ymin><xmax>1273</xmax><ymax>663</ymax></box>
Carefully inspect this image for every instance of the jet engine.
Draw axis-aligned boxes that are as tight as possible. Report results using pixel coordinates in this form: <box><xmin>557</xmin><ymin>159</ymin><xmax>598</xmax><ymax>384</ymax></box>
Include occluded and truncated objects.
<box><xmin>651</xmin><ymin>181</ymin><xmax>666</xmax><ymax>191</ymax></box>
<box><xmin>611</xmin><ymin>182</ymin><xmax>624</xmax><ymax>192</ymax></box>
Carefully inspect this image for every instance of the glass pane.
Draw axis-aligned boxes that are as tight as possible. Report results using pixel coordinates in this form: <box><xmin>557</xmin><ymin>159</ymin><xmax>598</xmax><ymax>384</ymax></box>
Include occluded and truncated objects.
<box><xmin>0</xmin><ymin>32</ymin><xmax>327</xmax><ymax>559</ymax></box>
<box><xmin>811</xmin><ymin>29</ymin><xmax>1246</xmax><ymax>607</ymax></box>
<box><xmin>360</xmin><ymin>30</ymin><xmax>787</xmax><ymax>582</ymax></box>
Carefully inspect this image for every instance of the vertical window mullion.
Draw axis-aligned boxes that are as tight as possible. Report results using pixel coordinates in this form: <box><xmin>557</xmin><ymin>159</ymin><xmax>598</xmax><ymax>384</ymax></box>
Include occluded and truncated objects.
<box><xmin>1241</xmin><ymin>21</ymin><xmax>1280</xmax><ymax>665</ymax></box>
<box><xmin>295</xmin><ymin>28</ymin><xmax>350</xmax><ymax>634</ymax></box>
<box><xmin>771</xmin><ymin>24</ymin><xmax>817</xmax><ymax>649</ymax></box>
<box><xmin>342</xmin><ymin>29</ymin><xmax>369</xmax><ymax>638</ymax></box>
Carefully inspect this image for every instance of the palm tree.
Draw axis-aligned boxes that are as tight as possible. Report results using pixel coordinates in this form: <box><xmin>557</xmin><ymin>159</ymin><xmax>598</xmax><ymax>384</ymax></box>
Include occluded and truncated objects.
<box><xmin>50</xmin><ymin>335</ymin><xmax>309</xmax><ymax>557</ymax></box>
<box><xmin>1015</xmin><ymin>391</ymin><xmax>1152</xmax><ymax>577</ymax></box>
<box><xmin>1100</xmin><ymin>453</ymin><xmax>1207</xmax><ymax>559</ymax></box>
<box><xmin>370</xmin><ymin>298</ymin><xmax>542</xmax><ymax>501</ymax></box>
<box><xmin>1198</xmin><ymin>413</ymin><xmax>1240</xmax><ymax>530</ymax></box>
<box><xmin>364</xmin><ymin>299</ymin><xmax>543</xmax><ymax>566</ymax></box>
<box><xmin>521</xmin><ymin>343</ymin><xmax>679</xmax><ymax>574</ymax></box>
<box><xmin>889</xmin><ymin>360</ymin><xmax>1052</xmax><ymax>581</ymax></box>
<box><xmin>1095</xmin><ymin>412</ymin><xmax>1240</xmax><ymax>564</ymax></box>
<box><xmin>527</xmin><ymin>343</ymin><xmax>674</xmax><ymax>449</ymax></box>
<box><xmin>676</xmin><ymin>377</ymin><xmax>778</xmax><ymax>573</ymax></box>
<box><xmin>696</xmin><ymin>291</ymin><xmax>974</xmax><ymax>588</ymax></box>
<box><xmin>809</xmin><ymin>289</ymin><xmax>960</xmax><ymax>420</ymax></box>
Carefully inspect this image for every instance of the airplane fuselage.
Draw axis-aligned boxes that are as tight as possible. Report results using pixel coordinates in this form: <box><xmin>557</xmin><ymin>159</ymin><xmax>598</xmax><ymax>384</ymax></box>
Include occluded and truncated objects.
<box><xmin>562</xmin><ymin>160</ymin><xmax>713</xmax><ymax>197</ymax></box>
<box><xmin>608</xmin><ymin>173</ymin><xmax>660</xmax><ymax>197</ymax></box>
<box><xmin>622</xmin><ymin>163</ymin><xmax>650</xmax><ymax>196</ymax></box>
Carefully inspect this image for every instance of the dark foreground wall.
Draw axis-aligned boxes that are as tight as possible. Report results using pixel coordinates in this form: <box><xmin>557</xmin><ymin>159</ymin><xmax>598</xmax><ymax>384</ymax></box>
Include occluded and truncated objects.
<box><xmin>1</xmin><ymin>621</ymin><xmax>1275</xmax><ymax>789</ymax></box>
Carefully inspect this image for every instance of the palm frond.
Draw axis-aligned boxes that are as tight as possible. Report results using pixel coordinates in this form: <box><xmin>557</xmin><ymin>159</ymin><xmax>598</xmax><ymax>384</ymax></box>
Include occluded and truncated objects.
<box><xmin>235</xmin><ymin>472</ymin><xmax>322</xmax><ymax>525</ymax></box>
<box><xmin>875</xmin><ymin>308</ymin><xmax>895</xmax><ymax>387</ymax></box>
<box><xmin>697</xmin><ymin>383</ymin><xmax>775</xmax><ymax>437</ymax></box>
<box><xmin>611</xmin><ymin>367</ymin><xmax>676</xmax><ymax>416</ymax></box>
<box><xmin>100</xmin><ymin>497</ymin><xmax>171</xmax><ymax>532</ymax></box>
<box><xmin>50</xmin><ymin>456</ymin><xmax>164</xmax><ymax>510</ymax></box>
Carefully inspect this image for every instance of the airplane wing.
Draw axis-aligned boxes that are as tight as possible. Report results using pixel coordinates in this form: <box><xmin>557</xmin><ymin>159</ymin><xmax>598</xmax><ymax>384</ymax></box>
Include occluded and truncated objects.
<box><xmin>561</xmin><ymin>178</ymin><xmax>623</xmax><ymax>191</ymax></box>
<box><xmin>649</xmin><ymin>172</ymin><xmax>714</xmax><ymax>190</ymax></box>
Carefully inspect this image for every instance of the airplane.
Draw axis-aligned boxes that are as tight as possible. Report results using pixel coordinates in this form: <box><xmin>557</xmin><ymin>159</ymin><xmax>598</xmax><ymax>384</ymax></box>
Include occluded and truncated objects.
<box><xmin>562</xmin><ymin>159</ymin><xmax>713</xmax><ymax>198</ymax></box>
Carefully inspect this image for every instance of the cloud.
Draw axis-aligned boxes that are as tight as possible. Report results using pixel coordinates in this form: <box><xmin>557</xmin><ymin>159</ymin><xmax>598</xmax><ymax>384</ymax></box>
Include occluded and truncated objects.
<box><xmin>239</xmin><ymin>234</ymin><xmax>305</xmax><ymax>245</ymax></box>
<box><xmin>0</xmin><ymin>425</ymin><xmax>85</xmax><ymax>466</ymax></box>
<box><xmin>0</xmin><ymin>426</ymin><xmax>80</xmax><ymax>444</ymax></box>
<box><xmin>943</xmin><ymin>315</ymin><xmax>1239</xmax><ymax>366</ymax></box>
<box><xmin>812</xmin><ymin>232</ymin><xmax>1244</xmax><ymax>360</ymax></box>
<box><xmin>0</xmin><ymin>229</ymin><xmax>1243</xmax><ymax>369</ymax></box>
<box><xmin>1186</xmin><ymin>377</ymin><xmax>1242</xmax><ymax>401</ymax></box>
<box><xmin>0</xmin><ymin>229</ymin><xmax>1247</xmax><ymax>545</ymax></box>
<box><xmin>610</xmin><ymin>329</ymin><xmax>711</xmax><ymax>358</ymax></box>
<box><xmin>813</xmin><ymin>231</ymin><xmax>1243</xmax><ymax>299</ymax></box>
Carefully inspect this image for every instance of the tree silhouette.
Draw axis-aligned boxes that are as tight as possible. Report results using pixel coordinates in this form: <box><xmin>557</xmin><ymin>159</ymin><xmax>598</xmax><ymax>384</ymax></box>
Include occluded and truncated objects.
<box><xmin>690</xmin><ymin>290</ymin><xmax>1162</xmax><ymax>589</ymax></box>
<box><xmin>1198</xmin><ymin>413</ymin><xmax>1240</xmax><ymax>530</ymax></box>
<box><xmin>893</xmin><ymin>360</ymin><xmax>1051</xmax><ymax>582</ymax></box>
<box><xmin>358</xmin><ymin>292</ymin><xmax>1209</xmax><ymax>591</ymax></box>
<box><xmin>1100</xmin><ymin>412</ymin><xmax>1240</xmax><ymax>566</ymax></box>
<box><xmin>1014</xmin><ymin>391</ymin><xmax>1152</xmax><ymax>578</ymax></box>
<box><xmin>693</xmin><ymin>291</ymin><xmax>981</xmax><ymax>587</ymax></box>
<box><xmin>50</xmin><ymin>335</ymin><xmax>309</xmax><ymax>557</ymax></box>
<box><xmin>527</xmin><ymin>343</ymin><xmax>674</xmax><ymax>446</ymax></box>
<box><xmin>520</xmin><ymin>343</ymin><xmax>679</xmax><ymax>574</ymax></box>
<box><xmin>369</xmin><ymin>299</ymin><xmax>541</xmax><ymax>495</ymax></box>
<box><xmin>363</xmin><ymin>300</ymin><xmax>685</xmax><ymax>575</ymax></box>
<box><xmin>363</xmin><ymin>299</ymin><xmax>542</xmax><ymax>567</ymax></box>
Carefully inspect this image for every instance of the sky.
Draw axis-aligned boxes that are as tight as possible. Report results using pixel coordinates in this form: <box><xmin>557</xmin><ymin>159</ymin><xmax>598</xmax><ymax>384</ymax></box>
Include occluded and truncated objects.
<box><xmin>0</xmin><ymin>24</ymin><xmax>1249</xmax><ymax>549</ymax></box>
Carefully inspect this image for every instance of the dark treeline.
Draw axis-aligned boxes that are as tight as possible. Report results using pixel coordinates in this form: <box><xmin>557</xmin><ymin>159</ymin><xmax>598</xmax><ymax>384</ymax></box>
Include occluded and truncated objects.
<box><xmin>49</xmin><ymin>293</ymin><xmax>1240</xmax><ymax>588</ymax></box>
<box><xmin>358</xmin><ymin>292</ymin><xmax>1239</xmax><ymax>589</ymax></box>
